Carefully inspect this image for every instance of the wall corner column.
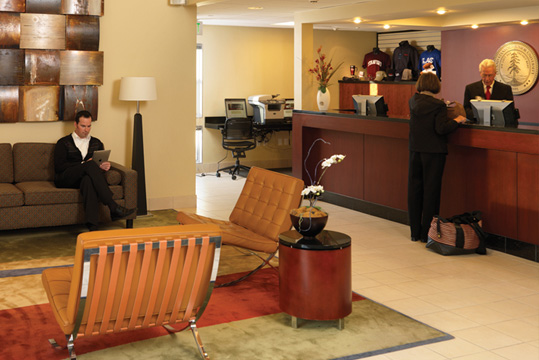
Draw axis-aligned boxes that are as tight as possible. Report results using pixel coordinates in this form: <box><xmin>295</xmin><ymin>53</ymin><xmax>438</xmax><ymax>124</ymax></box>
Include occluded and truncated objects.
<box><xmin>294</xmin><ymin>22</ymin><xmax>314</xmax><ymax>111</ymax></box>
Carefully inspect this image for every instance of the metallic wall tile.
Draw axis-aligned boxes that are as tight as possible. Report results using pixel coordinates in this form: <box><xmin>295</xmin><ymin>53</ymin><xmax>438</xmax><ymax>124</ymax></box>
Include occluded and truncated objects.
<box><xmin>19</xmin><ymin>86</ymin><xmax>60</xmax><ymax>122</ymax></box>
<box><xmin>66</xmin><ymin>15</ymin><xmax>99</xmax><ymax>51</ymax></box>
<box><xmin>60</xmin><ymin>51</ymin><xmax>103</xmax><ymax>85</ymax></box>
<box><xmin>20</xmin><ymin>13</ymin><xmax>66</xmax><ymax>50</ymax></box>
<box><xmin>26</xmin><ymin>0</ymin><xmax>62</xmax><ymax>14</ymax></box>
<box><xmin>62</xmin><ymin>0</ymin><xmax>104</xmax><ymax>16</ymax></box>
<box><xmin>0</xmin><ymin>49</ymin><xmax>24</xmax><ymax>85</ymax></box>
<box><xmin>62</xmin><ymin>85</ymin><xmax>98</xmax><ymax>121</ymax></box>
<box><xmin>0</xmin><ymin>86</ymin><xmax>19</xmax><ymax>122</ymax></box>
<box><xmin>0</xmin><ymin>13</ymin><xmax>21</xmax><ymax>49</ymax></box>
<box><xmin>0</xmin><ymin>0</ymin><xmax>25</xmax><ymax>12</ymax></box>
<box><xmin>24</xmin><ymin>50</ymin><xmax>61</xmax><ymax>85</ymax></box>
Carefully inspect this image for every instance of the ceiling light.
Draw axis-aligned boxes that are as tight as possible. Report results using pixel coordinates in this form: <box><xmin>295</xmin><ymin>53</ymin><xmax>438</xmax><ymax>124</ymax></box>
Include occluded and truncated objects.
<box><xmin>471</xmin><ymin>24</ymin><xmax>479</xmax><ymax>29</ymax></box>
<box><xmin>521</xmin><ymin>20</ymin><xmax>529</xmax><ymax>25</ymax></box>
<box><xmin>437</xmin><ymin>9</ymin><xmax>446</xmax><ymax>15</ymax></box>
<box><xmin>275</xmin><ymin>21</ymin><xmax>294</xmax><ymax>26</ymax></box>
<box><xmin>383</xmin><ymin>24</ymin><xmax>390</xmax><ymax>29</ymax></box>
<box><xmin>354</xmin><ymin>17</ymin><xmax>361</xmax><ymax>24</ymax></box>
<box><xmin>247</xmin><ymin>6</ymin><xmax>263</xmax><ymax>10</ymax></box>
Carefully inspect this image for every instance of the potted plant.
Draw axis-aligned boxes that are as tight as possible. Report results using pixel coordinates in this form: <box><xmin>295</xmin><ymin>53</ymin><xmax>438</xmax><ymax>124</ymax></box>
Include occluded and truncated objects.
<box><xmin>290</xmin><ymin>138</ymin><xmax>345</xmax><ymax>238</ymax></box>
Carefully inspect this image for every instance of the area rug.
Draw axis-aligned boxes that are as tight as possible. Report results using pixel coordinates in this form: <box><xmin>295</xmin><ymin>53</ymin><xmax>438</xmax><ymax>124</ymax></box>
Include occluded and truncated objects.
<box><xmin>0</xmin><ymin>210</ymin><xmax>452</xmax><ymax>359</ymax></box>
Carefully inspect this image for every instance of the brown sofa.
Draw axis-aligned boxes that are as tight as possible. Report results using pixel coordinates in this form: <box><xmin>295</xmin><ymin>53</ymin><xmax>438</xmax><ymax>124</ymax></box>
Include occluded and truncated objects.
<box><xmin>0</xmin><ymin>143</ymin><xmax>137</xmax><ymax>231</ymax></box>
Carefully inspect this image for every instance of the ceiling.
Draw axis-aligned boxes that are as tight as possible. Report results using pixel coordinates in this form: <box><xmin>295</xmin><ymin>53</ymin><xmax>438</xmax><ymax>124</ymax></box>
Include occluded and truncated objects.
<box><xmin>192</xmin><ymin>0</ymin><xmax>539</xmax><ymax>32</ymax></box>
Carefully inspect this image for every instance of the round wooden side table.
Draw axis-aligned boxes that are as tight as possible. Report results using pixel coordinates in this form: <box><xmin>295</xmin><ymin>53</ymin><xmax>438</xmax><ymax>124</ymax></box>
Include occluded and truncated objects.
<box><xmin>279</xmin><ymin>229</ymin><xmax>352</xmax><ymax>329</ymax></box>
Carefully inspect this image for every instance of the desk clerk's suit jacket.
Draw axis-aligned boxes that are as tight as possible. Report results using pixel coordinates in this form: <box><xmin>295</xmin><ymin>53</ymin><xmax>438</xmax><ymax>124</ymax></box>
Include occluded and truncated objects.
<box><xmin>463</xmin><ymin>80</ymin><xmax>514</xmax><ymax>120</ymax></box>
<box><xmin>54</xmin><ymin>135</ymin><xmax>105</xmax><ymax>188</ymax></box>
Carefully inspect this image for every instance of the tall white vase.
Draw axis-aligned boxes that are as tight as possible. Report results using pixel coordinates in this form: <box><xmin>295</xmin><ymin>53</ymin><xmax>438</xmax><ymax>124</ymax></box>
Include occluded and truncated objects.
<box><xmin>317</xmin><ymin>88</ymin><xmax>330</xmax><ymax>111</ymax></box>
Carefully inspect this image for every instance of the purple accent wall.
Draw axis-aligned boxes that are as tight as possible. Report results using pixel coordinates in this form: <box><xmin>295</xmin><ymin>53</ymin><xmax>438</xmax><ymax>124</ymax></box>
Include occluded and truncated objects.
<box><xmin>441</xmin><ymin>24</ymin><xmax>539</xmax><ymax>124</ymax></box>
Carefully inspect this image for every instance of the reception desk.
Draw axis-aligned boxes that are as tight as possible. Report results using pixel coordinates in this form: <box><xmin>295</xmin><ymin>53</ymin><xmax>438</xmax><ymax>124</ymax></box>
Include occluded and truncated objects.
<box><xmin>292</xmin><ymin>110</ymin><xmax>539</xmax><ymax>260</ymax></box>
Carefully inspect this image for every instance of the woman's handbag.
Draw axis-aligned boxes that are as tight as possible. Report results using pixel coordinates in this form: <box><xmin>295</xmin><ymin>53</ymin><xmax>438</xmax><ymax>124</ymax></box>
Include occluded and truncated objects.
<box><xmin>426</xmin><ymin>211</ymin><xmax>487</xmax><ymax>255</ymax></box>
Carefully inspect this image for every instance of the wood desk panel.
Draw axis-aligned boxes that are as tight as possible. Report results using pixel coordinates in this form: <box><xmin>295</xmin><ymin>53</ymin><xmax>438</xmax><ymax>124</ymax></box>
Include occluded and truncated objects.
<box><xmin>293</xmin><ymin>111</ymin><xmax>539</xmax><ymax>245</ymax></box>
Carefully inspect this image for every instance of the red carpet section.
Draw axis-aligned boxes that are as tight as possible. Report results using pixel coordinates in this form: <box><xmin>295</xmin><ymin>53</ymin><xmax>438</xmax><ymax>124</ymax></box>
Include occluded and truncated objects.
<box><xmin>0</xmin><ymin>269</ymin><xmax>363</xmax><ymax>360</ymax></box>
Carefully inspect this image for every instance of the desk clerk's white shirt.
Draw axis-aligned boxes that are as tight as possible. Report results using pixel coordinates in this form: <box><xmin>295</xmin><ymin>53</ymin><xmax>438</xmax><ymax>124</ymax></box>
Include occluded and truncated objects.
<box><xmin>72</xmin><ymin>132</ymin><xmax>91</xmax><ymax>160</ymax></box>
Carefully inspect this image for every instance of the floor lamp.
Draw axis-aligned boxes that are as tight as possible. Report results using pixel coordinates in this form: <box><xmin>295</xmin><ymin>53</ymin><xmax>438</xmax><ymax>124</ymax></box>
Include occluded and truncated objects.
<box><xmin>119</xmin><ymin>77</ymin><xmax>157</xmax><ymax>216</ymax></box>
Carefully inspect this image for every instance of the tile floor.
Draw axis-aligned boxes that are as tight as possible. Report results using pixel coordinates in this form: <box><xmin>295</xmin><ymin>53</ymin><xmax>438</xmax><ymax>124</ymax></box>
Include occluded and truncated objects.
<box><xmin>179</xmin><ymin>172</ymin><xmax>539</xmax><ymax>360</ymax></box>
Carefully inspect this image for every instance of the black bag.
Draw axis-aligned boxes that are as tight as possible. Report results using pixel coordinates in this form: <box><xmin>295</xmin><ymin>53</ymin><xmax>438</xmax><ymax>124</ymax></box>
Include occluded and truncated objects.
<box><xmin>426</xmin><ymin>211</ymin><xmax>487</xmax><ymax>256</ymax></box>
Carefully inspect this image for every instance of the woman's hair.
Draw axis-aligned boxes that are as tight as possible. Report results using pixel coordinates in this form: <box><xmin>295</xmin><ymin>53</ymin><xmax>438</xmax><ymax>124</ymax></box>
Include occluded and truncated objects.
<box><xmin>415</xmin><ymin>72</ymin><xmax>441</xmax><ymax>94</ymax></box>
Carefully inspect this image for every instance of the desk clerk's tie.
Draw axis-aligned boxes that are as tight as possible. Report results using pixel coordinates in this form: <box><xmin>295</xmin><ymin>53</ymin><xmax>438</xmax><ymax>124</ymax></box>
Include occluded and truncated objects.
<box><xmin>486</xmin><ymin>85</ymin><xmax>491</xmax><ymax>100</ymax></box>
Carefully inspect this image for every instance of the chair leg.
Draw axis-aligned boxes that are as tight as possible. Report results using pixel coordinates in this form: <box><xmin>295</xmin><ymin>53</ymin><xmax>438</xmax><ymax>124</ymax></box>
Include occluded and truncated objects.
<box><xmin>189</xmin><ymin>319</ymin><xmax>210</xmax><ymax>360</ymax></box>
<box><xmin>48</xmin><ymin>334</ymin><xmax>77</xmax><ymax>359</ymax></box>
<box><xmin>216</xmin><ymin>251</ymin><xmax>276</xmax><ymax>287</ymax></box>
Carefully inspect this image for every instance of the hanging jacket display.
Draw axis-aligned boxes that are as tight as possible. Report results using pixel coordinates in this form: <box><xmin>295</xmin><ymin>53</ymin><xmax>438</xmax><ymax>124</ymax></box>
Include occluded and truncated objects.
<box><xmin>392</xmin><ymin>40</ymin><xmax>419</xmax><ymax>81</ymax></box>
<box><xmin>419</xmin><ymin>45</ymin><xmax>442</xmax><ymax>79</ymax></box>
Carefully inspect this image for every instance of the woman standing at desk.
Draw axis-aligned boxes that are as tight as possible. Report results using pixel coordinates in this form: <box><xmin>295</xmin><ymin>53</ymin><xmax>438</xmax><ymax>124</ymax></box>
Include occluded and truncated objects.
<box><xmin>408</xmin><ymin>73</ymin><xmax>466</xmax><ymax>242</ymax></box>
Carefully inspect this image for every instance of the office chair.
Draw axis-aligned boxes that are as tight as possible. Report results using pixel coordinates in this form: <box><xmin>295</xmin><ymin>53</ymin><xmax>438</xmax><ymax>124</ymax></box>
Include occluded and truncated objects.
<box><xmin>216</xmin><ymin>117</ymin><xmax>256</xmax><ymax>180</ymax></box>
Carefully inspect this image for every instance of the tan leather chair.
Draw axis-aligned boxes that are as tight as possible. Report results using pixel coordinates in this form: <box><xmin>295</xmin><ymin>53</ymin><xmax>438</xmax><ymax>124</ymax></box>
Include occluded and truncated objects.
<box><xmin>42</xmin><ymin>224</ymin><xmax>221</xmax><ymax>360</ymax></box>
<box><xmin>177</xmin><ymin>167</ymin><xmax>304</xmax><ymax>286</ymax></box>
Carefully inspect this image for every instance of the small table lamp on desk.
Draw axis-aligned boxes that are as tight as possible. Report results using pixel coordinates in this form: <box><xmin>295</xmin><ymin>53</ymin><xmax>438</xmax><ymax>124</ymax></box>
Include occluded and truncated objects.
<box><xmin>279</xmin><ymin>230</ymin><xmax>352</xmax><ymax>329</ymax></box>
<box><xmin>119</xmin><ymin>77</ymin><xmax>157</xmax><ymax>217</ymax></box>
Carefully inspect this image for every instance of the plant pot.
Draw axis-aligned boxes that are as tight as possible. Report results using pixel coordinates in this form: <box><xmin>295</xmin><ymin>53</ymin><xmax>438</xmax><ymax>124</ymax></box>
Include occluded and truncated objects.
<box><xmin>317</xmin><ymin>88</ymin><xmax>330</xmax><ymax>111</ymax></box>
<box><xmin>290</xmin><ymin>207</ymin><xmax>328</xmax><ymax>238</ymax></box>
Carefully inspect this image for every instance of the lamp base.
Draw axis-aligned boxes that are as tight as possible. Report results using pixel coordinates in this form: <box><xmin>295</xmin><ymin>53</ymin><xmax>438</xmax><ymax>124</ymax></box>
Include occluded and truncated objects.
<box><xmin>132</xmin><ymin>112</ymin><xmax>148</xmax><ymax>216</ymax></box>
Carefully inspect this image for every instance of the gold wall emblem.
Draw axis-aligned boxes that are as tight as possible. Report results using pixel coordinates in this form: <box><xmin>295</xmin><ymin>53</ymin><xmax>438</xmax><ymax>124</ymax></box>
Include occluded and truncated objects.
<box><xmin>494</xmin><ymin>41</ymin><xmax>538</xmax><ymax>96</ymax></box>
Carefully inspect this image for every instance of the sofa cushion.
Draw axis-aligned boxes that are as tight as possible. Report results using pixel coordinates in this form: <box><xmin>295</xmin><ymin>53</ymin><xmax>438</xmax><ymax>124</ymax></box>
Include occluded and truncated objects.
<box><xmin>0</xmin><ymin>183</ymin><xmax>24</xmax><ymax>208</ymax></box>
<box><xmin>16</xmin><ymin>182</ymin><xmax>82</xmax><ymax>206</ymax></box>
<box><xmin>0</xmin><ymin>144</ymin><xmax>13</xmax><ymax>183</ymax></box>
<box><xmin>13</xmin><ymin>143</ymin><xmax>55</xmax><ymax>183</ymax></box>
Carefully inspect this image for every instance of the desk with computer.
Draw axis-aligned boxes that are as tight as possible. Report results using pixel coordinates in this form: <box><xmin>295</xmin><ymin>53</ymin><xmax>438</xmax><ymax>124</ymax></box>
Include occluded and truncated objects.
<box><xmin>350</xmin><ymin>94</ymin><xmax>519</xmax><ymax>127</ymax></box>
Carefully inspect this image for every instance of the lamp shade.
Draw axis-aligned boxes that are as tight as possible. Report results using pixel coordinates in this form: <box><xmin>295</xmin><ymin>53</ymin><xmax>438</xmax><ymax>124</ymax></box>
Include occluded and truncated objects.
<box><xmin>119</xmin><ymin>77</ymin><xmax>157</xmax><ymax>101</ymax></box>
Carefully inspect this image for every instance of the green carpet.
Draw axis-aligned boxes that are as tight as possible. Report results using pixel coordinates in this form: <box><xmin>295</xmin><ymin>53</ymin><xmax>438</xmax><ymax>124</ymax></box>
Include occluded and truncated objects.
<box><xmin>0</xmin><ymin>209</ymin><xmax>452</xmax><ymax>359</ymax></box>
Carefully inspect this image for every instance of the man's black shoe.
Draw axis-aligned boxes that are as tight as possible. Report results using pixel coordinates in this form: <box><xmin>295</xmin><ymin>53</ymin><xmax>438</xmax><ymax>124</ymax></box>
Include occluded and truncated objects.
<box><xmin>111</xmin><ymin>205</ymin><xmax>136</xmax><ymax>221</ymax></box>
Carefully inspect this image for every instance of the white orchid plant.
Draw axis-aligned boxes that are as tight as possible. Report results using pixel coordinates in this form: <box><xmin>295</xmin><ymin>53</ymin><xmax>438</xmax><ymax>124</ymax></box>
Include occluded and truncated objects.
<box><xmin>302</xmin><ymin>138</ymin><xmax>346</xmax><ymax>210</ymax></box>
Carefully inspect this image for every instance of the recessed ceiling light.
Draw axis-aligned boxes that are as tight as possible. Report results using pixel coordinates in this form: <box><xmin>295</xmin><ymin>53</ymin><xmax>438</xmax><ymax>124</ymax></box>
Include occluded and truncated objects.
<box><xmin>471</xmin><ymin>24</ymin><xmax>479</xmax><ymax>29</ymax></box>
<box><xmin>247</xmin><ymin>6</ymin><xmax>263</xmax><ymax>10</ymax></box>
<box><xmin>383</xmin><ymin>24</ymin><xmax>390</xmax><ymax>29</ymax></box>
<box><xmin>521</xmin><ymin>20</ymin><xmax>529</xmax><ymax>25</ymax></box>
<box><xmin>437</xmin><ymin>9</ymin><xmax>446</xmax><ymax>15</ymax></box>
<box><xmin>354</xmin><ymin>17</ymin><xmax>361</xmax><ymax>24</ymax></box>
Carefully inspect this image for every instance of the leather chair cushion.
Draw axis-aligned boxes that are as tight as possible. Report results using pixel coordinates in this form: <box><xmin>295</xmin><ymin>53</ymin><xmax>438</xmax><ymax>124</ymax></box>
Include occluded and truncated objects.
<box><xmin>177</xmin><ymin>212</ymin><xmax>278</xmax><ymax>253</ymax></box>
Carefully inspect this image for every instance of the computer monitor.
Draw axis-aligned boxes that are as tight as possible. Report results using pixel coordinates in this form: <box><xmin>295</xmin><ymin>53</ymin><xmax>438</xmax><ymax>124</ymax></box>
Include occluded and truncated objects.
<box><xmin>352</xmin><ymin>95</ymin><xmax>388</xmax><ymax>117</ymax></box>
<box><xmin>225</xmin><ymin>98</ymin><xmax>247</xmax><ymax>119</ymax></box>
<box><xmin>470</xmin><ymin>100</ymin><xmax>518</xmax><ymax>127</ymax></box>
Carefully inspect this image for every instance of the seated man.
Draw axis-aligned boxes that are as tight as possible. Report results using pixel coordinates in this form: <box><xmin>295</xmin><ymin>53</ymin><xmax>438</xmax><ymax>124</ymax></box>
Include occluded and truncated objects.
<box><xmin>463</xmin><ymin>58</ymin><xmax>514</xmax><ymax>121</ymax></box>
<box><xmin>54</xmin><ymin>110</ymin><xmax>135</xmax><ymax>231</ymax></box>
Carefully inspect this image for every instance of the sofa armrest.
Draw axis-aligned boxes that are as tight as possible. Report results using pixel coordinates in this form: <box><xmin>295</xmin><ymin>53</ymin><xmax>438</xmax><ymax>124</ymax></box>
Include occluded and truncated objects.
<box><xmin>110</xmin><ymin>162</ymin><xmax>137</xmax><ymax>216</ymax></box>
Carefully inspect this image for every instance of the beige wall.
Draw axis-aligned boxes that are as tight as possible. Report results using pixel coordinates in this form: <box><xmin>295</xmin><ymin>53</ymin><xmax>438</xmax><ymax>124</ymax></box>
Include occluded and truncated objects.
<box><xmin>197</xmin><ymin>26</ymin><xmax>377</xmax><ymax>172</ymax></box>
<box><xmin>0</xmin><ymin>0</ymin><xmax>198</xmax><ymax>210</ymax></box>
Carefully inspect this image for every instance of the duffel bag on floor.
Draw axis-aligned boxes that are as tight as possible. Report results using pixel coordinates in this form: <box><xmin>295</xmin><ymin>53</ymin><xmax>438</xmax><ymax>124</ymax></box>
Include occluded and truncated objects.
<box><xmin>426</xmin><ymin>211</ymin><xmax>487</xmax><ymax>256</ymax></box>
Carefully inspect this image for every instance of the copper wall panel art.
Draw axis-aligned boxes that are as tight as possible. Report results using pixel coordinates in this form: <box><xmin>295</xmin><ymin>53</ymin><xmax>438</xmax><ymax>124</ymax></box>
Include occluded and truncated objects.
<box><xmin>24</xmin><ymin>50</ymin><xmax>61</xmax><ymax>85</ymax></box>
<box><xmin>66</xmin><ymin>15</ymin><xmax>99</xmax><ymax>51</ymax></box>
<box><xmin>26</xmin><ymin>0</ymin><xmax>62</xmax><ymax>14</ymax></box>
<box><xmin>63</xmin><ymin>85</ymin><xmax>98</xmax><ymax>121</ymax></box>
<box><xmin>0</xmin><ymin>86</ymin><xmax>19</xmax><ymax>123</ymax></box>
<box><xmin>0</xmin><ymin>13</ymin><xmax>20</xmax><ymax>48</ymax></box>
<box><xmin>0</xmin><ymin>0</ymin><xmax>25</xmax><ymax>12</ymax></box>
<box><xmin>0</xmin><ymin>49</ymin><xmax>24</xmax><ymax>84</ymax></box>
<box><xmin>62</xmin><ymin>0</ymin><xmax>104</xmax><ymax>16</ymax></box>
<box><xmin>0</xmin><ymin>0</ymin><xmax>103</xmax><ymax>122</ymax></box>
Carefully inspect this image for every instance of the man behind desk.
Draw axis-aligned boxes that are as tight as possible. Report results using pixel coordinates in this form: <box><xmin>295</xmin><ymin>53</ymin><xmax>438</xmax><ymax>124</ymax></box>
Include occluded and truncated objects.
<box><xmin>463</xmin><ymin>58</ymin><xmax>514</xmax><ymax>121</ymax></box>
<box><xmin>54</xmin><ymin>110</ymin><xmax>135</xmax><ymax>231</ymax></box>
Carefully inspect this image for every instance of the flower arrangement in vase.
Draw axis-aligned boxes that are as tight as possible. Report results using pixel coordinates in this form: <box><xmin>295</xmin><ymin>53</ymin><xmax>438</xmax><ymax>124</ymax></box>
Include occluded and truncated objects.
<box><xmin>290</xmin><ymin>138</ymin><xmax>345</xmax><ymax>238</ymax></box>
<box><xmin>308</xmin><ymin>46</ymin><xmax>343</xmax><ymax>111</ymax></box>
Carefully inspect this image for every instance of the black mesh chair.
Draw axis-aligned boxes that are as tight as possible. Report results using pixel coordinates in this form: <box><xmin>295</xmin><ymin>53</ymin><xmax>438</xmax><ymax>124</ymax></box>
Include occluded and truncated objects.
<box><xmin>216</xmin><ymin>118</ymin><xmax>256</xmax><ymax>180</ymax></box>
